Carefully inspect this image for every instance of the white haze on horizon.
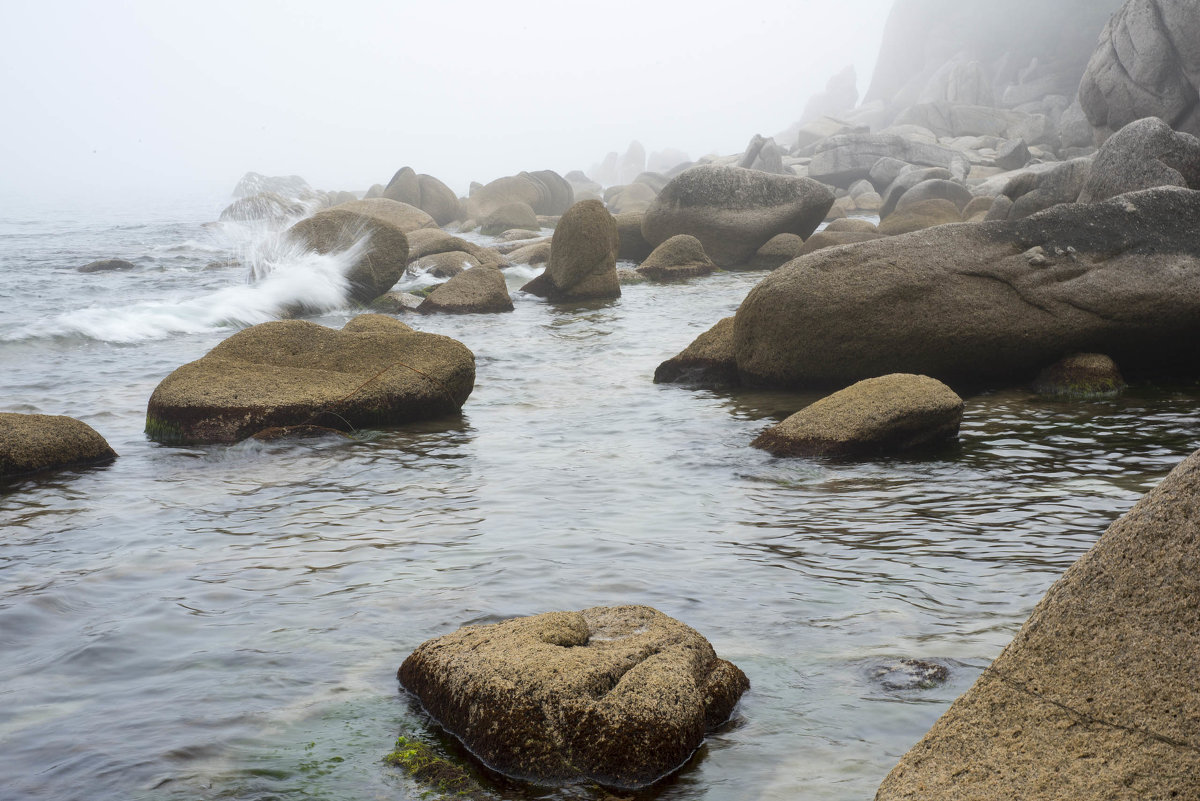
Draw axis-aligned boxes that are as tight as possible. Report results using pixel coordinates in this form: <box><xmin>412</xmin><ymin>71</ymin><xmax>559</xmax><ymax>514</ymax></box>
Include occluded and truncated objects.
<box><xmin>0</xmin><ymin>0</ymin><xmax>894</xmax><ymax>206</ymax></box>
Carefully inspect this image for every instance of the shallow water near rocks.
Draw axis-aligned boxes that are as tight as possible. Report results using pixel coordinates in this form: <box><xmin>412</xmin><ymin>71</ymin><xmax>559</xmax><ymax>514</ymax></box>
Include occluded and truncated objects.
<box><xmin>2</xmin><ymin>196</ymin><xmax>1199</xmax><ymax>801</ymax></box>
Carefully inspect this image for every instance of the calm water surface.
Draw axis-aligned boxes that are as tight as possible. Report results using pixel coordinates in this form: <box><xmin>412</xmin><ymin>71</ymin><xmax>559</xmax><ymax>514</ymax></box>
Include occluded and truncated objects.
<box><xmin>2</xmin><ymin>196</ymin><xmax>1197</xmax><ymax>801</ymax></box>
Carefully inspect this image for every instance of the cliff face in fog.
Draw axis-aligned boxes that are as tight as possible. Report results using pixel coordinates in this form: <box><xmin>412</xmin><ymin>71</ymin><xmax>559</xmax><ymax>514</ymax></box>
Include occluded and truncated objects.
<box><xmin>864</xmin><ymin>0</ymin><xmax>1125</xmax><ymax>117</ymax></box>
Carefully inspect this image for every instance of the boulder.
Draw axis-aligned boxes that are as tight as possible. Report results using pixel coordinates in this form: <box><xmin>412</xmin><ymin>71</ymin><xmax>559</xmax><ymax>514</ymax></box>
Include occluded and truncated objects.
<box><xmin>369</xmin><ymin>291</ymin><xmax>424</xmax><ymax>314</ymax></box>
<box><xmin>506</xmin><ymin>241</ymin><xmax>551</xmax><ymax>266</ymax></box>
<box><xmin>994</xmin><ymin>137</ymin><xmax>1031</xmax><ymax>171</ymax></box>
<box><xmin>749</xmin><ymin>233</ymin><xmax>806</xmax><ymax>269</ymax></box>
<box><xmin>1005</xmin><ymin>157</ymin><xmax>1093</xmax><ymax>220</ymax></box>
<box><xmin>285</xmin><ymin>208</ymin><xmax>410</xmax><ymax>305</ymax></box>
<box><xmin>869</xmin><ymin>157</ymin><xmax>914</xmax><ymax>192</ymax></box>
<box><xmin>521</xmin><ymin>200</ymin><xmax>620</xmax><ymax>302</ymax></box>
<box><xmin>879</xmin><ymin>167</ymin><xmax>953</xmax><ymax>219</ymax></box>
<box><xmin>793</xmin><ymin>115</ymin><xmax>869</xmax><ymax>153</ymax></box>
<box><xmin>0</xmin><ymin>413</ymin><xmax>117</xmax><ymax>479</ymax></box>
<box><xmin>409</xmin><ymin>251</ymin><xmax>479</xmax><ymax>279</ymax></box>
<box><xmin>824</xmin><ymin>218</ymin><xmax>879</xmax><ymax>233</ymax></box>
<box><xmin>145</xmin><ymin>315</ymin><xmax>474</xmax><ymax>444</ymax></box>
<box><xmin>960</xmin><ymin>196</ymin><xmax>994</xmax><ymax>220</ymax></box>
<box><xmin>876</xmin><ymin>445</ymin><xmax>1200</xmax><ymax>800</ymax></box>
<box><xmin>892</xmin><ymin>179</ymin><xmax>974</xmax><ymax>214</ymax></box>
<box><xmin>877</xmin><ymin>199</ymin><xmax>962</xmax><ymax>235</ymax></box>
<box><xmin>481</xmin><ymin>202</ymin><xmax>539</xmax><ymax>236</ymax></box>
<box><xmin>322</xmin><ymin>198</ymin><xmax>437</xmax><ymax>233</ymax></box>
<box><xmin>466</xmin><ymin>173</ymin><xmax>565</xmax><ymax>220</ymax></box>
<box><xmin>653</xmin><ymin>317</ymin><xmax>738</xmax><ymax>386</ymax></box>
<box><xmin>397</xmin><ymin>605</ymin><xmax>750</xmax><ymax>789</ymax></box>
<box><xmin>894</xmin><ymin>102</ymin><xmax>1050</xmax><ymax>144</ymax></box>
<box><xmin>751</xmin><ymin>374</ymin><xmax>963</xmax><ymax>457</ymax></box>
<box><xmin>524</xmin><ymin>170</ymin><xmax>575</xmax><ymax>215</ymax></box>
<box><xmin>605</xmin><ymin>182</ymin><xmax>658</xmax><ymax>215</ymax></box>
<box><xmin>78</xmin><ymin>258</ymin><xmax>136</xmax><ymax>273</ymax></box>
<box><xmin>417</xmin><ymin>266</ymin><xmax>513</xmax><ymax>314</ymax></box>
<box><xmin>219</xmin><ymin>192</ymin><xmax>306</xmax><ymax>223</ymax></box>
<box><xmin>738</xmin><ymin>134</ymin><xmax>787</xmax><ymax>174</ymax></box>
<box><xmin>364</xmin><ymin>183</ymin><xmax>385</xmax><ymax>199</ymax></box>
<box><xmin>1077</xmin><ymin>117</ymin><xmax>1200</xmax><ymax>204</ymax></box>
<box><xmin>808</xmin><ymin>133</ymin><xmax>969</xmax><ymax>187</ymax></box>
<box><xmin>731</xmin><ymin>186</ymin><xmax>1200</xmax><ymax>390</ymax></box>
<box><xmin>798</xmin><ymin>230</ymin><xmax>887</xmax><ymax>255</ymax></box>
<box><xmin>614</xmin><ymin>212</ymin><xmax>653</xmax><ymax>261</ymax></box>
<box><xmin>1080</xmin><ymin>0</ymin><xmax>1200</xmax><ymax>141</ymax></box>
<box><xmin>642</xmin><ymin>165</ymin><xmax>834</xmax><ymax>267</ymax></box>
<box><xmin>1032</xmin><ymin>352</ymin><xmax>1126</xmax><ymax>398</ymax></box>
<box><xmin>636</xmin><ymin>235</ymin><xmax>717</xmax><ymax>280</ymax></box>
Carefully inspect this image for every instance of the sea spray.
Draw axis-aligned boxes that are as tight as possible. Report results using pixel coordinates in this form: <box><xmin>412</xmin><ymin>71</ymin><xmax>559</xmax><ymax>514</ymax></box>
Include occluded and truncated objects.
<box><xmin>4</xmin><ymin>228</ymin><xmax>367</xmax><ymax>343</ymax></box>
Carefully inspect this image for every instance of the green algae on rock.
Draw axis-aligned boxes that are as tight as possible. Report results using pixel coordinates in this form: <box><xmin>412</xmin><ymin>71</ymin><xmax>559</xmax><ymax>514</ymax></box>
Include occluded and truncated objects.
<box><xmin>145</xmin><ymin>315</ymin><xmax>474</xmax><ymax>445</ymax></box>
<box><xmin>384</xmin><ymin>735</ymin><xmax>489</xmax><ymax>800</ymax></box>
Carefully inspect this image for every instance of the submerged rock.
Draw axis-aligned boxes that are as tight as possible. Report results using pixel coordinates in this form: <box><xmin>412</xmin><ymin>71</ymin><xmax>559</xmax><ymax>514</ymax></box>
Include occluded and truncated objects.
<box><xmin>1032</xmin><ymin>353</ymin><xmax>1125</xmax><ymax>398</ymax></box>
<box><xmin>145</xmin><ymin>315</ymin><xmax>474</xmax><ymax>444</ymax></box>
<box><xmin>78</xmin><ymin>258</ymin><xmax>136</xmax><ymax>273</ymax></box>
<box><xmin>398</xmin><ymin>605</ymin><xmax>749</xmax><ymax>789</ymax></box>
<box><xmin>642</xmin><ymin>165</ymin><xmax>833</xmax><ymax>267</ymax></box>
<box><xmin>521</xmin><ymin>200</ymin><xmax>620</xmax><ymax>302</ymax></box>
<box><xmin>0</xmin><ymin>413</ymin><xmax>117</xmax><ymax>479</ymax></box>
<box><xmin>876</xmin><ymin>444</ymin><xmax>1200</xmax><ymax>800</ymax></box>
<box><xmin>751</xmin><ymin>373</ymin><xmax>963</xmax><ymax>457</ymax></box>
<box><xmin>868</xmin><ymin>659</ymin><xmax>950</xmax><ymax>691</ymax></box>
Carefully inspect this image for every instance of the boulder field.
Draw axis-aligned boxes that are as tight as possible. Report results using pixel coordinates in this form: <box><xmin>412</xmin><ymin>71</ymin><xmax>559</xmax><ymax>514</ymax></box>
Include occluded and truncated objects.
<box><xmin>398</xmin><ymin>605</ymin><xmax>748</xmax><ymax>789</ymax></box>
<box><xmin>146</xmin><ymin>315</ymin><xmax>474</xmax><ymax>444</ymax></box>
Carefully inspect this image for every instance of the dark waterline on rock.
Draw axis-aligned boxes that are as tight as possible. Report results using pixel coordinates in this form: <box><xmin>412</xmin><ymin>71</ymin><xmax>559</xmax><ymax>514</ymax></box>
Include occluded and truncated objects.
<box><xmin>2</xmin><ymin>197</ymin><xmax>1199</xmax><ymax>800</ymax></box>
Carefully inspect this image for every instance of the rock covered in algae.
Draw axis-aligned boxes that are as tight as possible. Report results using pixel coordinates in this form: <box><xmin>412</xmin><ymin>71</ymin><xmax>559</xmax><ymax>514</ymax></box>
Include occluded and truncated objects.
<box><xmin>0</xmin><ymin>413</ymin><xmax>117</xmax><ymax>479</ymax></box>
<box><xmin>146</xmin><ymin>314</ymin><xmax>474</xmax><ymax>444</ymax></box>
<box><xmin>398</xmin><ymin>605</ymin><xmax>749</xmax><ymax>789</ymax></box>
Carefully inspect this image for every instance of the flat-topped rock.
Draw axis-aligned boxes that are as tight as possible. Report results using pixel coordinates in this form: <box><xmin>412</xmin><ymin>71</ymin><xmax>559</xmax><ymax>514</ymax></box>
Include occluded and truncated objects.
<box><xmin>417</xmin><ymin>266</ymin><xmax>513</xmax><ymax>314</ymax></box>
<box><xmin>398</xmin><ymin>605</ymin><xmax>749</xmax><ymax>789</ymax></box>
<box><xmin>1</xmin><ymin>413</ymin><xmax>117</xmax><ymax>479</ymax></box>
<box><xmin>751</xmin><ymin>373</ymin><xmax>963</xmax><ymax>457</ymax></box>
<box><xmin>146</xmin><ymin>315</ymin><xmax>474</xmax><ymax>444</ymax></box>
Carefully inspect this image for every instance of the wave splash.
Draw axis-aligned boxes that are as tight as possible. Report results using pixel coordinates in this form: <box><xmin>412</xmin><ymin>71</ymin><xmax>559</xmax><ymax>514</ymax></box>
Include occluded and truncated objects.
<box><xmin>7</xmin><ymin>230</ymin><xmax>366</xmax><ymax>344</ymax></box>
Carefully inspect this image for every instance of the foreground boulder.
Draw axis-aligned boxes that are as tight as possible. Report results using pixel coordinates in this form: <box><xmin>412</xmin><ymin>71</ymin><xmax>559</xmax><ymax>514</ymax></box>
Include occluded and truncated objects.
<box><xmin>752</xmin><ymin>374</ymin><xmax>963</xmax><ymax>457</ymax></box>
<box><xmin>285</xmin><ymin>206</ymin><xmax>410</xmax><ymax>304</ymax></box>
<box><xmin>642</xmin><ymin>165</ymin><xmax>833</xmax><ymax>267</ymax></box>
<box><xmin>731</xmin><ymin>186</ymin><xmax>1200</xmax><ymax>389</ymax></box>
<box><xmin>146</xmin><ymin>315</ymin><xmax>474</xmax><ymax>444</ymax></box>
<box><xmin>1</xmin><ymin>413</ymin><xmax>117</xmax><ymax>479</ymax></box>
<box><xmin>1078</xmin><ymin>117</ymin><xmax>1200</xmax><ymax>203</ymax></box>
<box><xmin>521</xmin><ymin>200</ymin><xmax>620</xmax><ymax>301</ymax></box>
<box><xmin>876</xmin><ymin>446</ymin><xmax>1200</xmax><ymax>800</ymax></box>
<box><xmin>398</xmin><ymin>605</ymin><xmax>749</xmax><ymax>789</ymax></box>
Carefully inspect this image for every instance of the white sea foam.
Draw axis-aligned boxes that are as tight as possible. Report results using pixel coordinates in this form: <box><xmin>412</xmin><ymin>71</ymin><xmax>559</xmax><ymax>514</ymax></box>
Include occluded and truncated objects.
<box><xmin>7</xmin><ymin>230</ymin><xmax>364</xmax><ymax>343</ymax></box>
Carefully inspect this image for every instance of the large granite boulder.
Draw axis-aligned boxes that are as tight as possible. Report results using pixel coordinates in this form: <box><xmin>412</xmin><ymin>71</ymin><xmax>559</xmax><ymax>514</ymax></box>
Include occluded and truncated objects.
<box><xmin>1000</xmin><ymin>157</ymin><xmax>1093</xmax><ymax>219</ymax></box>
<box><xmin>1080</xmin><ymin>0</ymin><xmax>1200</xmax><ymax>141</ymax></box>
<box><xmin>521</xmin><ymin>200</ymin><xmax>620</xmax><ymax>301</ymax></box>
<box><xmin>876</xmin><ymin>445</ymin><xmax>1200</xmax><ymax>800</ymax></box>
<box><xmin>615</xmin><ymin>212</ymin><xmax>653</xmax><ymax>261</ymax></box>
<box><xmin>321</xmin><ymin>198</ymin><xmax>436</xmax><ymax>233</ymax></box>
<box><xmin>398</xmin><ymin>605</ymin><xmax>749</xmax><ymax>789</ymax></box>
<box><xmin>146</xmin><ymin>315</ymin><xmax>474</xmax><ymax>444</ymax></box>
<box><xmin>1</xmin><ymin>413</ymin><xmax>117</xmax><ymax>479</ymax></box>
<box><xmin>1077</xmin><ymin>117</ymin><xmax>1200</xmax><ymax>203</ymax></box>
<box><xmin>285</xmin><ymin>207</ymin><xmax>411</xmax><ymax>305</ymax></box>
<box><xmin>730</xmin><ymin>186</ymin><xmax>1200</xmax><ymax>390</ymax></box>
<box><xmin>751</xmin><ymin>374</ymin><xmax>963</xmax><ymax>458</ymax></box>
<box><xmin>738</xmin><ymin>134</ymin><xmax>787</xmax><ymax>174</ymax></box>
<box><xmin>636</xmin><ymin>235</ymin><xmax>717</xmax><ymax>280</ymax></box>
<box><xmin>417</xmin><ymin>266</ymin><xmax>513</xmax><ymax>314</ymax></box>
<box><xmin>481</xmin><ymin>202</ymin><xmax>539</xmax><ymax>236</ymax></box>
<box><xmin>219</xmin><ymin>192</ymin><xmax>307</xmax><ymax>223</ymax></box>
<box><xmin>641</xmin><ymin>165</ymin><xmax>833</xmax><ymax>267</ymax></box>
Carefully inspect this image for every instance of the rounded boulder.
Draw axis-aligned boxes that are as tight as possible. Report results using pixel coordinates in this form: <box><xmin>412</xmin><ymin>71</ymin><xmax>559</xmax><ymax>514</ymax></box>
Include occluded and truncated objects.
<box><xmin>1</xmin><ymin>413</ymin><xmax>117</xmax><ymax>479</ymax></box>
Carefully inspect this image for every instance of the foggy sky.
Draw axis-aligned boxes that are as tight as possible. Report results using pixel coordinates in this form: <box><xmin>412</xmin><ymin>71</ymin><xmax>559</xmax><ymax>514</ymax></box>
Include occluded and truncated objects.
<box><xmin>1</xmin><ymin>0</ymin><xmax>893</xmax><ymax>202</ymax></box>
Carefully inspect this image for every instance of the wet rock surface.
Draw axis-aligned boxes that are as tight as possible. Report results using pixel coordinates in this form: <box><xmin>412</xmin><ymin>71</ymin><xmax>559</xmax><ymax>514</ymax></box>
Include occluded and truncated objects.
<box><xmin>0</xmin><ymin>413</ymin><xmax>117</xmax><ymax>479</ymax></box>
<box><xmin>398</xmin><ymin>605</ymin><xmax>749</xmax><ymax>789</ymax></box>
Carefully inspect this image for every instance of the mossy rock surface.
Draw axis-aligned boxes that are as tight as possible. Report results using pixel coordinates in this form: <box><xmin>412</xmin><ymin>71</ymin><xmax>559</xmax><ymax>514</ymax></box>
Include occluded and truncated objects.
<box><xmin>384</xmin><ymin>735</ymin><xmax>489</xmax><ymax>799</ymax></box>
<box><xmin>146</xmin><ymin>315</ymin><xmax>474</xmax><ymax>444</ymax></box>
<box><xmin>1032</xmin><ymin>352</ymin><xmax>1125</xmax><ymax>398</ymax></box>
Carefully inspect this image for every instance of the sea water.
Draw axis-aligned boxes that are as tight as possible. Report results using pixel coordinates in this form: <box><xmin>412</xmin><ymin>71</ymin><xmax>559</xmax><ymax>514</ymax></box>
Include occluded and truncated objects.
<box><xmin>2</xmin><ymin>194</ymin><xmax>1197</xmax><ymax>801</ymax></box>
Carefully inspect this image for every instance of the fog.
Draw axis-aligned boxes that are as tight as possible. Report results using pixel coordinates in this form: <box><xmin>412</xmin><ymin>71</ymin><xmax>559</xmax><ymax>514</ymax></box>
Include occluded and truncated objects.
<box><xmin>1</xmin><ymin>0</ymin><xmax>893</xmax><ymax>202</ymax></box>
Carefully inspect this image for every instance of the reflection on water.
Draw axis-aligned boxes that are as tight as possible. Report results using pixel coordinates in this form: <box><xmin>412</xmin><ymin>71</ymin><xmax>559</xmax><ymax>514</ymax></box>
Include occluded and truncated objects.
<box><xmin>2</xmin><ymin>207</ymin><xmax>1199</xmax><ymax>801</ymax></box>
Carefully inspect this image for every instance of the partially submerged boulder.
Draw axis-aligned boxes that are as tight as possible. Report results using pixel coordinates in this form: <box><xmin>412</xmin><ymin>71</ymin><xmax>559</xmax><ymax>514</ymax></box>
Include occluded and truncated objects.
<box><xmin>749</xmin><ymin>233</ymin><xmax>806</xmax><ymax>269</ymax></box>
<box><xmin>876</xmin><ymin>444</ymin><xmax>1200</xmax><ymax>800</ymax></box>
<box><xmin>731</xmin><ymin>186</ymin><xmax>1200</xmax><ymax>390</ymax></box>
<box><xmin>521</xmin><ymin>200</ymin><xmax>620</xmax><ymax>302</ymax></box>
<box><xmin>1</xmin><ymin>413</ymin><xmax>117</xmax><ymax>479</ymax></box>
<box><xmin>642</xmin><ymin>165</ymin><xmax>833</xmax><ymax>267</ymax></box>
<box><xmin>146</xmin><ymin>315</ymin><xmax>474</xmax><ymax>444</ymax></box>
<box><xmin>285</xmin><ymin>208</ymin><xmax>410</xmax><ymax>305</ymax></box>
<box><xmin>1032</xmin><ymin>353</ymin><xmax>1126</xmax><ymax>398</ymax></box>
<box><xmin>481</xmin><ymin>202</ymin><xmax>539</xmax><ymax>236</ymax></box>
<box><xmin>398</xmin><ymin>605</ymin><xmax>749</xmax><ymax>789</ymax></box>
<box><xmin>417</xmin><ymin>266</ymin><xmax>513</xmax><ymax>314</ymax></box>
<box><xmin>751</xmin><ymin>374</ymin><xmax>963</xmax><ymax>457</ymax></box>
<box><xmin>78</xmin><ymin>258</ymin><xmax>136</xmax><ymax>273</ymax></box>
<box><xmin>218</xmin><ymin>192</ymin><xmax>306</xmax><ymax>223</ymax></box>
<box><xmin>636</xmin><ymin>235</ymin><xmax>717</xmax><ymax>280</ymax></box>
<box><xmin>653</xmin><ymin>317</ymin><xmax>738</xmax><ymax>386</ymax></box>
